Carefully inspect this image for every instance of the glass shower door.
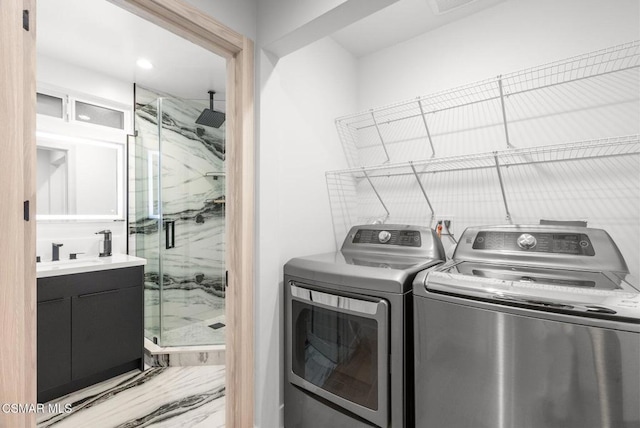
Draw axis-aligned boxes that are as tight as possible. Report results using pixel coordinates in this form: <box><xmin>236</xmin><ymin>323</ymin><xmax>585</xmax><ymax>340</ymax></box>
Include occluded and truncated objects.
<box><xmin>133</xmin><ymin>98</ymin><xmax>162</xmax><ymax>344</ymax></box>
<box><xmin>132</xmin><ymin>94</ymin><xmax>226</xmax><ymax>347</ymax></box>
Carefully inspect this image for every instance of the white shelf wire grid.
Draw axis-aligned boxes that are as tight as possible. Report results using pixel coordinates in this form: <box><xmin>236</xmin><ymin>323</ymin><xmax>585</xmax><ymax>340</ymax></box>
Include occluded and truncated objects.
<box><xmin>326</xmin><ymin>136</ymin><xmax>640</xmax><ymax>276</ymax></box>
<box><xmin>330</xmin><ymin>135</ymin><xmax>640</xmax><ymax>178</ymax></box>
<box><xmin>336</xmin><ymin>41</ymin><xmax>640</xmax><ymax>168</ymax></box>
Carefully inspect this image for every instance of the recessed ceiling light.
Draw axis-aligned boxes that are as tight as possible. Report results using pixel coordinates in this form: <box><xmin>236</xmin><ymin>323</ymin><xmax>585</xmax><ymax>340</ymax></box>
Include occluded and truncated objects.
<box><xmin>78</xmin><ymin>114</ymin><xmax>91</xmax><ymax>121</ymax></box>
<box><xmin>136</xmin><ymin>58</ymin><xmax>153</xmax><ymax>70</ymax></box>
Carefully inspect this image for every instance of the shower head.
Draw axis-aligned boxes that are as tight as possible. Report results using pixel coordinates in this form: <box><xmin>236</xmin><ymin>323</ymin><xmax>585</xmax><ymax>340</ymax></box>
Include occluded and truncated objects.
<box><xmin>196</xmin><ymin>90</ymin><xmax>225</xmax><ymax>128</ymax></box>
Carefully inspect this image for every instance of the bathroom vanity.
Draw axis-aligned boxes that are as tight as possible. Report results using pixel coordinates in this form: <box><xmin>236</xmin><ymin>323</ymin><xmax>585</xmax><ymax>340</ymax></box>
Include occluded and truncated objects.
<box><xmin>37</xmin><ymin>255</ymin><xmax>146</xmax><ymax>402</ymax></box>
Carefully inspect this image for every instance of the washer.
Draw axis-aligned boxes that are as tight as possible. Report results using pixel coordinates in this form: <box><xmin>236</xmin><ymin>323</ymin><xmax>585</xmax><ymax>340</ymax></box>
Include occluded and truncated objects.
<box><xmin>284</xmin><ymin>224</ymin><xmax>445</xmax><ymax>428</ymax></box>
<box><xmin>413</xmin><ymin>224</ymin><xmax>640</xmax><ymax>428</ymax></box>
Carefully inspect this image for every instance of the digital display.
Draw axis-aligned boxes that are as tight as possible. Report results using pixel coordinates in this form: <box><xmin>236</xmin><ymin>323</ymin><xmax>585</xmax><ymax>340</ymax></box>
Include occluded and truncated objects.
<box><xmin>552</xmin><ymin>234</ymin><xmax>581</xmax><ymax>254</ymax></box>
<box><xmin>472</xmin><ymin>231</ymin><xmax>595</xmax><ymax>256</ymax></box>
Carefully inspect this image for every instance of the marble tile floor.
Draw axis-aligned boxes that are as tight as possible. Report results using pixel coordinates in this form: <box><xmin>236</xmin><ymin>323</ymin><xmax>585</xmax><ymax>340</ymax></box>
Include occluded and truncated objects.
<box><xmin>37</xmin><ymin>366</ymin><xmax>225</xmax><ymax>428</ymax></box>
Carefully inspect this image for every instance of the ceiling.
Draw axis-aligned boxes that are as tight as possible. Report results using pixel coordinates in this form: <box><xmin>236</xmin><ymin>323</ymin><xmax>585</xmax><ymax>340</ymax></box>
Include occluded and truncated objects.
<box><xmin>37</xmin><ymin>0</ymin><xmax>226</xmax><ymax>100</ymax></box>
<box><xmin>332</xmin><ymin>0</ymin><xmax>507</xmax><ymax>57</ymax></box>
<box><xmin>36</xmin><ymin>0</ymin><xmax>506</xmax><ymax>100</ymax></box>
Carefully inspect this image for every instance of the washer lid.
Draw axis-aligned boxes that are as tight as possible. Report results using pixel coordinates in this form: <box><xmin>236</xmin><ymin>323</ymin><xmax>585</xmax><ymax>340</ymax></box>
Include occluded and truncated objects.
<box><xmin>285</xmin><ymin>251</ymin><xmax>443</xmax><ymax>294</ymax></box>
<box><xmin>424</xmin><ymin>262</ymin><xmax>640</xmax><ymax>321</ymax></box>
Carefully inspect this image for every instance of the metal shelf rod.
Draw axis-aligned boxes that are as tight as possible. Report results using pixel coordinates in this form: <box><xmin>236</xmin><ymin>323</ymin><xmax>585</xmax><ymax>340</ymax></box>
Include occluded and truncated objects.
<box><xmin>335</xmin><ymin>42</ymin><xmax>640</xmax><ymax>124</ymax></box>
<box><xmin>493</xmin><ymin>153</ymin><xmax>512</xmax><ymax>222</ymax></box>
<box><xmin>371</xmin><ymin>111</ymin><xmax>391</xmax><ymax>163</ymax></box>
<box><xmin>409</xmin><ymin>161</ymin><xmax>436</xmax><ymax>225</ymax></box>
<box><xmin>417</xmin><ymin>99</ymin><xmax>436</xmax><ymax>157</ymax></box>
<box><xmin>363</xmin><ymin>168</ymin><xmax>390</xmax><ymax>222</ymax></box>
<box><xmin>497</xmin><ymin>76</ymin><xmax>512</xmax><ymax>148</ymax></box>
<box><xmin>502</xmin><ymin>64</ymin><xmax>640</xmax><ymax>99</ymax></box>
<box><xmin>348</xmin><ymin>64</ymin><xmax>639</xmax><ymax>132</ymax></box>
<box><xmin>340</xmin><ymin>145</ymin><xmax>639</xmax><ymax>179</ymax></box>
<box><xmin>354</xmin><ymin>95</ymin><xmax>501</xmax><ymax>130</ymax></box>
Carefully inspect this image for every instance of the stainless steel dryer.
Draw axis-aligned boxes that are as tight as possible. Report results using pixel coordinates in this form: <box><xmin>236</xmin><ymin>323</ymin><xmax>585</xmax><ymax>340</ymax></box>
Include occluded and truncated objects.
<box><xmin>413</xmin><ymin>224</ymin><xmax>640</xmax><ymax>428</ymax></box>
<box><xmin>284</xmin><ymin>224</ymin><xmax>446</xmax><ymax>428</ymax></box>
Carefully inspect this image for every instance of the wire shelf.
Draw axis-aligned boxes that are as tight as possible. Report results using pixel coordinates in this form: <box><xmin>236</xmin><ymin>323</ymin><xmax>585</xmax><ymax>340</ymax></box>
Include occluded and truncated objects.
<box><xmin>330</xmin><ymin>42</ymin><xmax>640</xmax><ymax>276</ymax></box>
<box><xmin>327</xmin><ymin>136</ymin><xmax>640</xmax><ymax>273</ymax></box>
<box><xmin>336</xmin><ymin>41</ymin><xmax>640</xmax><ymax>167</ymax></box>
<box><xmin>330</xmin><ymin>136</ymin><xmax>639</xmax><ymax>177</ymax></box>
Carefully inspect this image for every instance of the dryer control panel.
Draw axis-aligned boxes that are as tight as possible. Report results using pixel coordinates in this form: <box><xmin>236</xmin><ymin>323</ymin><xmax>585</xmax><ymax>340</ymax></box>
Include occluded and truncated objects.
<box><xmin>342</xmin><ymin>224</ymin><xmax>446</xmax><ymax>261</ymax></box>
<box><xmin>352</xmin><ymin>228</ymin><xmax>422</xmax><ymax>247</ymax></box>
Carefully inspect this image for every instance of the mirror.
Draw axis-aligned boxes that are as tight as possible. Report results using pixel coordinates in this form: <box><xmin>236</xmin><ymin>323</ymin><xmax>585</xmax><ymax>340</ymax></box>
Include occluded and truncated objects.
<box><xmin>36</xmin><ymin>132</ymin><xmax>124</xmax><ymax>220</ymax></box>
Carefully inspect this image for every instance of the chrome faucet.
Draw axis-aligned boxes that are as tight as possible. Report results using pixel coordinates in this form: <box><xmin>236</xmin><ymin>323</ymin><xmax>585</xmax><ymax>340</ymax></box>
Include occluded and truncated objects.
<box><xmin>52</xmin><ymin>243</ymin><xmax>64</xmax><ymax>261</ymax></box>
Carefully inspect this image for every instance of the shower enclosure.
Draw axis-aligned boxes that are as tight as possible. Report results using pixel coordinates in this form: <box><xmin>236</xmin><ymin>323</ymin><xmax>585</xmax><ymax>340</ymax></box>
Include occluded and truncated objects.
<box><xmin>130</xmin><ymin>90</ymin><xmax>226</xmax><ymax>347</ymax></box>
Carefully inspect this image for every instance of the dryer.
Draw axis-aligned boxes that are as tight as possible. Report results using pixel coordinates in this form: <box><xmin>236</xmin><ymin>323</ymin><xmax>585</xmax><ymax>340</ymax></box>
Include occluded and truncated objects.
<box><xmin>284</xmin><ymin>224</ymin><xmax>445</xmax><ymax>428</ymax></box>
<box><xmin>413</xmin><ymin>224</ymin><xmax>640</xmax><ymax>428</ymax></box>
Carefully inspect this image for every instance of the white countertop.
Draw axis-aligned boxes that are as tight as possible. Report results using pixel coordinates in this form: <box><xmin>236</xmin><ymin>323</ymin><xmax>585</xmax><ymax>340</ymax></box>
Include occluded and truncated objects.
<box><xmin>37</xmin><ymin>254</ymin><xmax>147</xmax><ymax>278</ymax></box>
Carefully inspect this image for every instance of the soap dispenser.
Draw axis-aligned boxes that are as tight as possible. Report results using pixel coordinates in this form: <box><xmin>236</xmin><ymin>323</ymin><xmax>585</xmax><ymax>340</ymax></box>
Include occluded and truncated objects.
<box><xmin>95</xmin><ymin>230</ymin><xmax>112</xmax><ymax>257</ymax></box>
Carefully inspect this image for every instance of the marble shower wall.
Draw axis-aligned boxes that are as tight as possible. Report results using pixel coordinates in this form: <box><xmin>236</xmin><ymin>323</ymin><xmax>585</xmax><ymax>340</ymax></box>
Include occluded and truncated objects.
<box><xmin>131</xmin><ymin>86</ymin><xmax>226</xmax><ymax>347</ymax></box>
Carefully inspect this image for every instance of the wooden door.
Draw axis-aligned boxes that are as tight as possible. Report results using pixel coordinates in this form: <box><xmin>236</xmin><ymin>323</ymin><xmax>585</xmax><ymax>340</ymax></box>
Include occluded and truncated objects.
<box><xmin>0</xmin><ymin>0</ymin><xmax>37</xmax><ymax>427</ymax></box>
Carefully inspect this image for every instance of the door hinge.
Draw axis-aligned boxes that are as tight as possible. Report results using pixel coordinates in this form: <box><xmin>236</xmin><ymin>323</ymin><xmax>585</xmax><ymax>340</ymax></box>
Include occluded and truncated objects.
<box><xmin>23</xmin><ymin>200</ymin><xmax>30</xmax><ymax>221</ymax></box>
<box><xmin>22</xmin><ymin>10</ymin><xmax>29</xmax><ymax>31</ymax></box>
<box><xmin>225</xmin><ymin>270</ymin><xmax>229</xmax><ymax>288</ymax></box>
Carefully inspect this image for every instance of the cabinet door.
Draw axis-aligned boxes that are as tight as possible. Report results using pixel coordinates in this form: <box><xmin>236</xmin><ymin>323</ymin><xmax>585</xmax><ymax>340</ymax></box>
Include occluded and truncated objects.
<box><xmin>71</xmin><ymin>286</ymin><xmax>142</xmax><ymax>380</ymax></box>
<box><xmin>37</xmin><ymin>298</ymin><xmax>71</xmax><ymax>395</ymax></box>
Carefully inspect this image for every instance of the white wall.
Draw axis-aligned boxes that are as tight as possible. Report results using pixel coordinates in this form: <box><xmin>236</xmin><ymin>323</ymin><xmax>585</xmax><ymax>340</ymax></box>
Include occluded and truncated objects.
<box><xmin>36</xmin><ymin>55</ymin><xmax>131</xmax><ymax>258</ymax></box>
<box><xmin>256</xmin><ymin>37</ymin><xmax>358</xmax><ymax>427</ymax></box>
<box><xmin>258</xmin><ymin>0</ymin><xmax>347</xmax><ymax>46</ymax></box>
<box><xmin>350</xmin><ymin>0</ymin><xmax>640</xmax><ymax>264</ymax></box>
<box><xmin>258</xmin><ymin>0</ymin><xmax>399</xmax><ymax>57</ymax></box>
<box><xmin>357</xmin><ymin>0</ymin><xmax>640</xmax><ymax>108</ymax></box>
<box><xmin>38</xmin><ymin>55</ymin><xmax>133</xmax><ymax>109</ymax></box>
<box><xmin>183</xmin><ymin>0</ymin><xmax>257</xmax><ymax>41</ymax></box>
<box><xmin>36</xmin><ymin>221</ymin><xmax>126</xmax><ymax>262</ymax></box>
<box><xmin>182</xmin><ymin>1</ymin><xmax>639</xmax><ymax>427</ymax></box>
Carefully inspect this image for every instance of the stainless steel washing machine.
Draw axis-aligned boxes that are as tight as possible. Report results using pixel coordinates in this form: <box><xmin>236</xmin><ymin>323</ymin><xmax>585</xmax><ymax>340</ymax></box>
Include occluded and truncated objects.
<box><xmin>284</xmin><ymin>224</ymin><xmax>446</xmax><ymax>428</ymax></box>
<box><xmin>413</xmin><ymin>224</ymin><xmax>640</xmax><ymax>428</ymax></box>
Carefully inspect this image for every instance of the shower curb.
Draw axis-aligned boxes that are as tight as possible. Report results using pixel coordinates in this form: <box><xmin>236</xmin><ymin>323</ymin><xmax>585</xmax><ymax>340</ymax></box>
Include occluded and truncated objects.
<box><xmin>144</xmin><ymin>338</ymin><xmax>225</xmax><ymax>367</ymax></box>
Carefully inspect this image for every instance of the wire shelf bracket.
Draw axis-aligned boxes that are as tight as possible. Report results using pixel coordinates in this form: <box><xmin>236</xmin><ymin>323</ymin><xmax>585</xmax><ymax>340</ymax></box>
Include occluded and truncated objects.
<box><xmin>371</xmin><ymin>110</ymin><xmax>391</xmax><ymax>163</ymax></box>
<box><xmin>327</xmin><ymin>135</ymin><xmax>640</xmax><ymax>228</ymax></box>
<box><xmin>497</xmin><ymin>76</ymin><xmax>513</xmax><ymax>149</ymax></box>
<box><xmin>417</xmin><ymin>99</ymin><xmax>437</xmax><ymax>157</ymax></box>
<box><xmin>493</xmin><ymin>152</ymin><xmax>512</xmax><ymax>222</ymax></box>
<box><xmin>362</xmin><ymin>168</ymin><xmax>390</xmax><ymax>223</ymax></box>
<box><xmin>409</xmin><ymin>161</ymin><xmax>436</xmax><ymax>226</ymax></box>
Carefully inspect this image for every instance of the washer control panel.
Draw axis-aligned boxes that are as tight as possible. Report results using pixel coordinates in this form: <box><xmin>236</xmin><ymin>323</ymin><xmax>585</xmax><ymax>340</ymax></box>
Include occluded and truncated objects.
<box><xmin>472</xmin><ymin>231</ymin><xmax>595</xmax><ymax>256</ymax></box>
<box><xmin>352</xmin><ymin>228</ymin><xmax>422</xmax><ymax>247</ymax></box>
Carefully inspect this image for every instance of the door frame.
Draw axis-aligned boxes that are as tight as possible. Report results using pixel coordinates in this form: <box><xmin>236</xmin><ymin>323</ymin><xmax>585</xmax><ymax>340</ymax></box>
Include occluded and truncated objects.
<box><xmin>1</xmin><ymin>0</ymin><xmax>254</xmax><ymax>424</ymax></box>
<box><xmin>0</xmin><ymin>0</ymin><xmax>36</xmax><ymax>426</ymax></box>
<box><xmin>107</xmin><ymin>1</ymin><xmax>256</xmax><ymax>426</ymax></box>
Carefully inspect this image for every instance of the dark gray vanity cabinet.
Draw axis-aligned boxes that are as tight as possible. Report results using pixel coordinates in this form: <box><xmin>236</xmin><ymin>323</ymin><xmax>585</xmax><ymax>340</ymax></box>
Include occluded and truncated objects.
<box><xmin>37</xmin><ymin>266</ymin><xmax>144</xmax><ymax>402</ymax></box>
<box><xmin>72</xmin><ymin>285</ymin><xmax>142</xmax><ymax>380</ymax></box>
<box><xmin>37</xmin><ymin>297</ymin><xmax>72</xmax><ymax>393</ymax></box>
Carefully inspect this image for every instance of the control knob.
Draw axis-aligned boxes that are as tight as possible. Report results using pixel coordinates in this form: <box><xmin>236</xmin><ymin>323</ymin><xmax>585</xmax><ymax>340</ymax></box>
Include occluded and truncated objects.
<box><xmin>378</xmin><ymin>230</ymin><xmax>391</xmax><ymax>244</ymax></box>
<box><xmin>517</xmin><ymin>233</ymin><xmax>537</xmax><ymax>250</ymax></box>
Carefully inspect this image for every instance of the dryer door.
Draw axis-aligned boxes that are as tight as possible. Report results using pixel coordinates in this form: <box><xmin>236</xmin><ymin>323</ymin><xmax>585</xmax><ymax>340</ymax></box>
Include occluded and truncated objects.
<box><xmin>287</xmin><ymin>281</ymin><xmax>389</xmax><ymax>427</ymax></box>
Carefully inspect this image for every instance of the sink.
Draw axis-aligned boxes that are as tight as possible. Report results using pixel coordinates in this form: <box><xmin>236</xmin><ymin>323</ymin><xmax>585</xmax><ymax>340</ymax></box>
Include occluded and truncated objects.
<box><xmin>38</xmin><ymin>257</ymin><xmax>103</xmax><ymax>268</ymax></box>
<box><xmin>37</xmin><ymin>254</ymin><xmax>146</xmax><ymax>278</ymax></box>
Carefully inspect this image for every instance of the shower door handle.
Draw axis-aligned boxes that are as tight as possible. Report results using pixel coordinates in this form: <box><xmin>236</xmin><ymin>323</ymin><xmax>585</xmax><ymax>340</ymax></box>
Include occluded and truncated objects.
<box><xmin>165</xmin><ymin>220</ymin><xmax>176</xmax><ymax>249</ymax></box>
